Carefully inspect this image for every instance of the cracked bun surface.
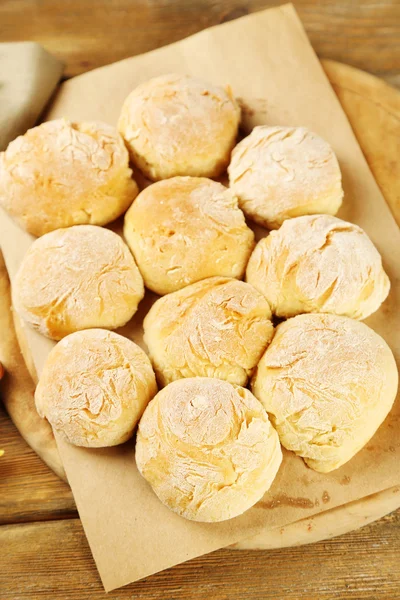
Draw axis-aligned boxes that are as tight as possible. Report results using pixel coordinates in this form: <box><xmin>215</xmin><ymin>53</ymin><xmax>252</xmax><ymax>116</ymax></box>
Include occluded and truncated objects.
<box><xmin>136</xmin><ymin>377</ymin><xmax>282</xmax><ymax>522</ymax></box>
<box><xmin>124</xmin><ymin>176</ymin><xmax>254</xmax><ymax>295</ymax></box>
<box><xmin>246</xmin><ymin>215</ymin><xmax>390</xmax><ymax>320</ymax></box>
<box><xmin>13</xmin><ymin>225</ymin><xmax>144</xmax><ymax>340</ymax></box>
<box><xmin>118</xmin><ymin>73</ymin><xmax>240</xmax><ymax>181</ymax></box>
<box><xmin>143</xmin><ymin>276</ymin><xmax>274</xmax><ymax>387</ymax></box>
<box><xmin>0</xmin><ymin>119</ymin><xmax>138</xmax><ymax>236</ymax></box>
<box><xmin>252</xmin><ymin>314</ymin><xmax>398</xmax><ymax>473</ymax></box>
<box><xmin>35</xmin><ymin>329</ymin><xmax>157</xmax><ymax>447</ymax></box>
<box><xmin>228</xmin><ymin>126</ymin><xmax>343</xmax><ymax>229</ymax></box>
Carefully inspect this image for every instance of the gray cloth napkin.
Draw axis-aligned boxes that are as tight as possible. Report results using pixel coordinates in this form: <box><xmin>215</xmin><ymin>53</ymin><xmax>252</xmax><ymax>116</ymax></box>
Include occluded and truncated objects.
<box><xmin>0</xmin><ymin>42</ymin><xmax>62</xmax><ymax>150</ymax></box>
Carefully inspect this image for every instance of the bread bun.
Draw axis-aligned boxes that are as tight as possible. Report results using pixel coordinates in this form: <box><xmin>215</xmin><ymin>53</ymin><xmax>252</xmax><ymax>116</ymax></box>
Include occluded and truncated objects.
<box><xmin>228</xmin><ymin>126</ymin><xmax>343</xmax><ymax>229</ymax></box>
<box><xmin>246</xmin><ymin>214</ymin><xmax>390</xmax><ymax>320</ymax></box>
<box><xmin>136</xmin><ymin>377</ymin><xmax>282</xmax><ymax>522</ymax></box>
<box><xmin>118</xmin><ymin>74</ymin><xmax>240</xmax><ymax>180</ymax></box>
<box><xmin>0</xmin><ymin>119</ymin><xmax>138</xmax><ymax>236</ymax></box>
<box><xmin>124</xmin><ymin>176</ymin><xmax>254</xmax><ymax>295</ymax></box>
<box><xmin>144</xmin><ymin>276</ymin><xmax>274</xmax><ymax>387</ymax></box>
<box><xmin>252</xmin><ymin>314</ymin><xmax>398</xmax><ymax>473</ymax></box>
<box><xmin>35</xmin><ymin>329</ymin><xmax>157</xmax><ymax>447</ymax></box>
<box><xmin>13</xmin><ymin>225</ymin><xmax>144</xmax><ymax>340</ymax></box>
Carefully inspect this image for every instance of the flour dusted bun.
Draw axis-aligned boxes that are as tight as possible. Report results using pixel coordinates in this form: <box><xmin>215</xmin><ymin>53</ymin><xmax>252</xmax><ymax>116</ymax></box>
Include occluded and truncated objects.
<box><xmin>136</xmin><ymin>377</ymin><xmax>282</xmax><ymax>522</ymax></box>
<box><xmin>0</xmin><ymin>119</ymin><xmax>138</xmax><ymax>236</ymax></box>
<box><xmin>144</xmin><ymin>276</ymin><xmax>274</xmax><ymax>387</ymax></box>
<box><xmin>228</xmin><ymin>126</ymin><xmax>343</xmax><ymax>229</ymax></box>
<box><xmin>35</xmin><ymin>329</ymin><xmax>157</xmax><ymax>447</ymax></box>
<box><xmin>118</xmin><ymin>74</ymin><xmax>240</xmax><ymax>180</ymax></box>
<box><xmin>252</xmin><ymin>314</ymin><xmax>398</xmax><ymax>473</ymax></box>
<box><xmin>124</xmin><ymin>177</ymin><xmax>254</xmax><ymax>295</ymax></box>
<box><xmin>246</xmin><ymin>215</ymin><xmax>390</xmax><ymax>320</ymax></box>
<box><xmin>13</xmin><ymin>225</ymin><xmax>144</xmax><ymax>340</ymax></box>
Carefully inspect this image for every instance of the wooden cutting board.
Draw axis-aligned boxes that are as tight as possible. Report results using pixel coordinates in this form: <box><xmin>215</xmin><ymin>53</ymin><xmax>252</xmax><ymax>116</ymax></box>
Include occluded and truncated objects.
<box><xmin>1</xmin><ymin>59</ymin><xmax>399</xmax><ymax>549</ymax></box>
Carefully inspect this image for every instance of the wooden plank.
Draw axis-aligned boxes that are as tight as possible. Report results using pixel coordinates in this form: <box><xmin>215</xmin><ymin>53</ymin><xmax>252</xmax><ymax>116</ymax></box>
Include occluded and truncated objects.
<box><xmin>1</xmin><ymin>514</ymin><xmax>400</xmax><ymax>599</ymax></box>
<box><xmin>0</xmin><ymin>405</ymin><xmax>76</xmax><ymax>525</ymax></box>
<box><xmin>0</xmin><ymin>1</ymin><xmax>399</xmax><ymax>80</ymax></box>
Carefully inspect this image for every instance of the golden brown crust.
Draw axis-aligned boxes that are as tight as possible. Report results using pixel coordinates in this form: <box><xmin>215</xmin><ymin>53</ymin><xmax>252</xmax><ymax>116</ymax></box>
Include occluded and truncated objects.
<box><xmin>0</xmin><ymin>119</ymin><xmax>138</xmax><ymax>236</ymax></box>
<box><xmin>143</xmin><ymin>276</ymin><xmax>274</xmax><ymax>387</ymax></box>
<box><xmin>246</xmin><ymin>215</ymin><xmax>390</xmax><ymax>320</ymax></box>
<box><xmin>35</xmin><ymin>329</ymin><xmax>157</xmax><ymax>447</ymax></box>
<box><xmin>13</xmin><ymin>225</ymin><xmax>144</xmax><ymax>340</ymax></box>
<box><xmin>252</xmin><ymin>313</ymin><xmax>398</xmax><ymax>473</ymax></box>
<box><xmin>124</xmin><ymin>177</ymin><xmax>254</xmax><ymax>295</ymax></box>
<box><xmin>136</xmin><ymin>377</ymin><xmax>282</xmax><ymax>522</ymax></box>
<box><xmin>228</xmin><ymin>126</ymin><xmax>343</xmax><ymax>229</ymax></box>
<box><xmin>118</xmin><ymin>74</ymin><xmax>240</xmax><ymax>180</ymax></box>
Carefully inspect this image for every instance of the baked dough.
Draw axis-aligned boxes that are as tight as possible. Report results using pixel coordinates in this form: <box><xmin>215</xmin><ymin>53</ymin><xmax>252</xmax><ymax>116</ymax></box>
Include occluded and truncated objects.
<box><xmin>228</xmin><ymin>126</ymin><xmax>343</xmax><ymax>229</ymax></box>
<box><xmin>35</xmin><ymin>329</ymin><xmax>157</xmax><ymax>447</ymax></box>
<box><xmin>136</xmin><ymin>377</ymin><xmax>282</xmax><ymax>522</ymax></box>
<box><xmin>246</xmin><ymin>214</ymin><xmax>390</xmax><ymax>320</ymax></box>
<box><xmin>13</xmin><ymin>225</ymin><xmax>144</xmax><ymax>340</ymax></box>
<box><xmin>0</xmin><ymin>119</ymin><xmax>138</xmax><ymax>236</ymax></box>
<box><xmin>118</xmin><ymin>73</ymin><xmax>240</xmax><ymax>180</ymax></box>
<box><xmin>124</xmin><ymin>176</ymin><xmax>254</xmax><ymax>295</ymax></box>
<box><xmin>252</xmin><ymin>314</ymin><xmax>398</xmax><ymax>473</ymax></box>
<box><xmin>143</xmin><ymin>276</ymin><xmax>274</xmax><ymax>387</ymax></box>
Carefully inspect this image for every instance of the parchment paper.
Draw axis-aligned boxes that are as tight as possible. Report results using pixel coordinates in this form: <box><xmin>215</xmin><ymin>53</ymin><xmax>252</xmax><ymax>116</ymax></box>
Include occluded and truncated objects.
<box><xmin>1</xmin><ymin>4</ymin><xmax>399</xmax><ymax>592</ymax></box>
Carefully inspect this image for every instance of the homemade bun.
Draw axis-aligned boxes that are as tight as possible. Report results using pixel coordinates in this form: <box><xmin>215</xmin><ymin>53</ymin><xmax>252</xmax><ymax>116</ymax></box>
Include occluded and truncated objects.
<box><xmin>118</xmin><ymin>73</ymin><xmax>240</xmax><ymax>180</ymax></box>
<box><xmin>124</xmin><ymin>177</ymin><xmax>254</xmax><ymax>295</ymax></box>
<box><xmin>246</xmin><ymin>215</ymin><xmax>390</xmax><ymax>320</ymax></box>
<box><xmin>0</xmin><ymin>119</ymin><xmax>138</xmax><ymax>236</ymax></box>
<box><xmin>144</xmin><ymin>276</ymin><xmax>274</xmax><ymax>387</ymax></box>
<box><xmin>35</xmin><ymin>329</ymin><xmax>157</xmax><ymax>447</ymax></box>
<box><xmin>13</xmin><ymin>225</ymin><xmax>144</xmax><ymax>340</ymax></box>
<box><xmin>228</xmin><ymin>126</ymin><xmax>343</xmax><ymax>229</ymax></box>
<box><xmin>252</xmin><ymin>314</ymin><xmax>398</xmax><ymax>473</ymax></box>
<box><xmin>136</xmin><ymin>377</ymin><xmax>282</xmax><ymax>522</ymax></box>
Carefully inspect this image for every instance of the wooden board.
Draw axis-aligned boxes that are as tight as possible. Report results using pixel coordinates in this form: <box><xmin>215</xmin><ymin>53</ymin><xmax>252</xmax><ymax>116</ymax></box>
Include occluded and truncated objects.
<box><xmin>1</xmin><ymin>0</ymin><xmax>399</xmax><ymax>83</ymax></box>
<box><xmin>1</xmin><ymin>59</ymin><xmax>400</xmax><ymax>552</ymax></box>
<box><xmin>1</xmin><ymin>513</ymin><xmax>400</xmax><ymax>600</ymax></box>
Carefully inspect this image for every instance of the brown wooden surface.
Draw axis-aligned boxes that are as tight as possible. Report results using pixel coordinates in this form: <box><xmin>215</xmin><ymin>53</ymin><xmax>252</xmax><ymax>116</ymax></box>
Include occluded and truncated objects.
<box><xmin>1</xmin><ymin>0</ymin><xmax>399</xmax><ymax>83</ymax></box>
<box><xmin>1</xmin><ymin>512</ymin><xmax>400</xmax><ymax>600</ymax></box>
<box><xmin>1</xmin><ymin>2</ymin><xmax>400</xmax><ymax>598</ymax></box>
<box><xmin>0</xmin><ymin>405</ymin><xmax>74</xmax><ymax>526</ymax></box>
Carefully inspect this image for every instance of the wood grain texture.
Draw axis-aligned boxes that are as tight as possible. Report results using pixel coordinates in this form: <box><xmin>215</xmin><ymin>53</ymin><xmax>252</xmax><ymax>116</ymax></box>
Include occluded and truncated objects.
<box><xmin>324</xmin><ymin>60</ymin><xmax>400</xmax><ymax>225</ymax></box>
<box><xmin>0</xmin><ymin>405</ymin><xmax>75</xmax><ymax>525</ymax></box>
<box><xmin>1</xmin><ymin>513</ymin><xmax>400</xmax><ymax>600</ymax></box>
<box><xmin>1</xmin><ymin>1</ymin><xmax>399</xmax><ymax>81</ymax></box>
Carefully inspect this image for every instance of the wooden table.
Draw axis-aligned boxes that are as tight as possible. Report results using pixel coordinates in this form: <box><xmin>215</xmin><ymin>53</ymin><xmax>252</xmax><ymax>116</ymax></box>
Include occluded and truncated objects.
<box><xmin>1</xmin><ymin>2</ymin><xmax>400</xmax><ymax>598</ymax></box>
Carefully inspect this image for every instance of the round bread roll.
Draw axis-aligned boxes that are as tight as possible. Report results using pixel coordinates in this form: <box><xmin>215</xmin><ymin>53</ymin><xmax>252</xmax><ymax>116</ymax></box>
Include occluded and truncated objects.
<box><xmin>252</xmin><ymin>314</ymin><xmax>398</xmax><ymax>473</ymax></box>
<box><xmin>0</xmin><ymin>119</ymin><xmax>138</xmax><ymax>236</ymax></box>
<box><xmin>136</xmin><ymin>377</ymin><xmax>282</xmax><ymax>522</ymax></box>
<box><xmin>228</xmin><ymin>126</ymin><xmax>343</xmax><ymax>229</ymax></box>
<box><xmin>124</xmin><ymin>177</ymin><xmax>254</xmax><ymax>295</ymax></box>
<box><xmin>246</xmin><ymin>214</ymin><xmax>390</xmax><ymax>320</ymax></box>
<box><xmin>144</xmin><ymin>276</ymin><xmax>274</xmax><ymax>387</ymax></box>
<box><xmin>118</xmin><ymin>73</ymin><xmax>240</xmax><ymax>181</ymax></box>
<box><xmin>13</xmin><ymin>225</ymin><xmax>144</xmax><ymax>340</ymax></box>
<box><xmin>35</xmin><ymin>329</ymin><xmax>157</xmax><ymax>447</ymax></box>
